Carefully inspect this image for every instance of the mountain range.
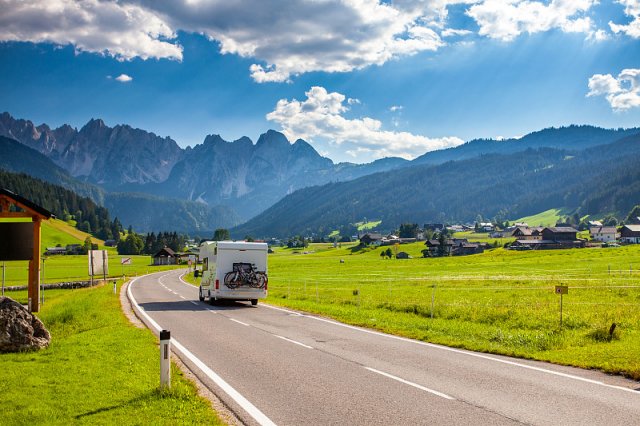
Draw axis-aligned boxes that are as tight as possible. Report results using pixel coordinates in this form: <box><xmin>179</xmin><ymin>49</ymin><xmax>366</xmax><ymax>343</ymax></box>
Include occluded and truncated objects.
<box><xmin>233</xmin><ymin>132</ymin><xmax>640</xmax><ymax>238</ymax></box>
<box><xmin>1</xmin><ymin>111</ymin><xmax>638</xmax><ymax>237</ymax></box>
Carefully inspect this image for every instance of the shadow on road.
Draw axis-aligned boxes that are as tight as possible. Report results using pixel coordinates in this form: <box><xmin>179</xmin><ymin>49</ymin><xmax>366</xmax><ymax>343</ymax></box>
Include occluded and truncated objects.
<box><xmin>139</xmin><ymin>299</ymin><xmax>255</xmax><ymax>312</ymax></box>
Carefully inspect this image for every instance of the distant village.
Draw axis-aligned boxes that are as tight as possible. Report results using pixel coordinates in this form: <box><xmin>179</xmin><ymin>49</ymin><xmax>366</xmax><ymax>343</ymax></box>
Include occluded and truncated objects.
<box><xmin>356</xmin><ymin>217</ymin><xmax>640</xmax><ymax>259</ymax></box>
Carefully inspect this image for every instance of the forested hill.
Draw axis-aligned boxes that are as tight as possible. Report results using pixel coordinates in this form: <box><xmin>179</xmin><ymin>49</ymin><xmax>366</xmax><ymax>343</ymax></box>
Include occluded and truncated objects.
<box><xmin>412</xmin><ymin>125</ymin><xmax>640</xmax><ymax>166</ymax></box>
<box><xmin>233</xmin><ymin>132</ymin><xmax>640</xmax><ymax>238</ymax></box>
<box><xmin>0</xmin><ymin>169</ymin><xmax>121</xmax><ymax>241</ymax></box>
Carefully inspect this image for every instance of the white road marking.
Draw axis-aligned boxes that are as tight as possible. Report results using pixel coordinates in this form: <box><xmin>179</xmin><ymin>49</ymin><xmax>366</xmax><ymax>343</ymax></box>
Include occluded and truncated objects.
<box><xmin>229</xmin><ymin>318</ymin><xmax>250</xmax><ymax>327</ymax></box>
<box><xmin>274</xmin><ymin>335</ymin><xmax>313</xmax><ymax>349</ymax></box>
<box><xmin>179</xmin><ymin>295</ymin><xmax>186</xmax><ymax>300</ymax></box>
<box><xmin>364</xmin><ymin>367</ymin><xmax>455</xmax><ymax>400</ymax></box>
<box><xmin>127</xmin><ymin>275</ymin><xmax>276</xmax><ymax>426</ymax></box>
<box><xmin>190</xmin><ymin>301</ymin><xmax>199</xmax><ymax>305</ymax></box>
<box><xmin>261</xmin><ymin>304</ymin><xmax>638</xmax><ymax>394</ymax></box>
<box><xmin>206</xmin><ymin>308</ymin><xmax>218</xmax><ymax>314</ymax></box>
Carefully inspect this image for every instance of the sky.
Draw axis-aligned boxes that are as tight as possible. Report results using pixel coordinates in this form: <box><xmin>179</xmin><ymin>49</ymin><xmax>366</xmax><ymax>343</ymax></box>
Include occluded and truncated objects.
<box><xmin>0</xmin><ymin>0</ymin><xmax>639</xmax><ymax>164</ymax></box>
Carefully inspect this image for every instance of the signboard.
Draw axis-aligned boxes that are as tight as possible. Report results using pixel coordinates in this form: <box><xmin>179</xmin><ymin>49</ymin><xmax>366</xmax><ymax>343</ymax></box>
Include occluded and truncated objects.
<box><xmin>555</xmin><ymin>285</ymin><xmax>568</xmax><ymax>295</ymax></box>
<box><xmin>120</xmin><ymin>257</ymin><xmax>132</xmax><ymax>265</ymax></box>
<box><xmin>88</xmin><ymin>250</ymin><xmax>109</xmax><ymax>276</ymax></box>
<box><xmin>0</xmin><ymin>223</ymin><xmax>34</xmax><ymax>260</ymax></box>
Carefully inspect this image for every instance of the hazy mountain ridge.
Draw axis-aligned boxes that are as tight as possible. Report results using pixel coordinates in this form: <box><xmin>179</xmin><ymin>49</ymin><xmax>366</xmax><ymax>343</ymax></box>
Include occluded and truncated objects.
<box><xmin>0</xmin><ymin>113</ymin><xmax>407</xmax><ymax>220</ymax></box>
<box><xmin>0</xmin><ymin>112</ymin><xmax>183</xmax><ymax>185</ymax></box>
<box><xmin>0</xmin><ymin>135</ymin><xmax>240</xmax><ymax>234</ymax></box>
<box><xmin>3</xmin><ymin>111</ymin><xmax>640</xmax><ymax>235</ymax></box>
<box><xmin>413</xmin><ymin>125</ymin><xmax>640</xmax><ymax>166</ymax></box>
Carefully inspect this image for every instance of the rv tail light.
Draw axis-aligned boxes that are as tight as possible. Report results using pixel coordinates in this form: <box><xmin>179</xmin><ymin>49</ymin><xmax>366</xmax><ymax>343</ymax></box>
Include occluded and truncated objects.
<box><xmin>215</xmin><ymin>279</ymin><xmax>219</xmax><ymax>290</ymax></box>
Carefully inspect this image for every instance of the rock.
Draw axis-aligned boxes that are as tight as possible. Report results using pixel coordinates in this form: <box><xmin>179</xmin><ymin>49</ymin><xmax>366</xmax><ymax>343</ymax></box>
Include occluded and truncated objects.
<box><xmin>0</xmin><ymin>297</ymin><xmax>51</xmax><ymax>352</ymax></box>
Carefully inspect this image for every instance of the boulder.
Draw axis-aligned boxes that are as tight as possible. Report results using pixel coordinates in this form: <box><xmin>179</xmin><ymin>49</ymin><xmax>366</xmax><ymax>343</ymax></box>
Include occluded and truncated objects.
<box><xmin>0</xmin><ymin>297</ymin><xmax>51</xmax><ymax>352</ymax></box>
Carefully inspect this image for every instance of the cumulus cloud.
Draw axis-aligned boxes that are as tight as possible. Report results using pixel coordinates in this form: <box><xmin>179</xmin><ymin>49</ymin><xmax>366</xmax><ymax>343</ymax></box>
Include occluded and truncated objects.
<box><xmin>587</xmin><ymin>68</ymin><xmax>640</xmax><ymax>111</ymax></box>
<box><xmin>390</xmin><ymin>105</ymin><xmax>404</xmax><ymax>112</ymax></box>
<box><xmin>0</xmin><ymin>0</ymin><xmax>182</xmax><ymax>61</ymax></box>
<box><xmin>115</xmin><ymin>74</ymin><xmax>133</xmax><ymax>83</ymax></box>
<box><xmin>266</xmin><ymin>86</ymin><xmax>463</xmax><ymax>160</ymax></box>
<box><xmin>609</xmin><ymin>0</ymin><xmax>640</xmax><ymax>38</ymax></box>
<box><xmin>134</xmin><ymin>0</ymin><xmax>448</xmax><ymax>83</ymax></box>
<box><xmin>466</xmin><ymin>0</ymin><xmax>596</xmax><ymax>41</ymax></box>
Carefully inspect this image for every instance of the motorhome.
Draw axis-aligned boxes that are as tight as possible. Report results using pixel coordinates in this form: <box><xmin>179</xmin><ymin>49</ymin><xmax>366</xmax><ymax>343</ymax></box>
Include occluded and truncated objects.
<box><xmin>198</xmin><ymin>241</ymin><xmax>268</xmax><ymax>305</ymax></box>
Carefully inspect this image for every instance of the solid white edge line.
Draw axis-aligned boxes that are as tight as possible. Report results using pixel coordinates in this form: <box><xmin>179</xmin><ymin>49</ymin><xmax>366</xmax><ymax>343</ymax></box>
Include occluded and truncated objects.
<box><xmin>364</xmin><ymin>367</ymin><xmax>455</xmax><ymax>400</ymax></box>
<box><xmin>127</xmin><ymin>274</ymin><xmax>277</xmax><ymax>426</ymax></box>
<box><xmin>261</xmin><ymin>304</ymin><xmax>638</xmax><ymax>394</ymax></box>
<box><xmin>274</xmin><ymin>335</ymin><xmax>313</xmax><ymax>349</ymax></box>
<box><xmin>229</xmin><ymin>318</ymin><xmax>250</xmax><ymax>327</ymax></box>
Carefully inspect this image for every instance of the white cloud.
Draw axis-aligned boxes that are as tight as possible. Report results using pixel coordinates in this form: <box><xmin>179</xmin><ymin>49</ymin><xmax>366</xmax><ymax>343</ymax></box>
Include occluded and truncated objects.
<box><xmin>0</xmin><ymin>0</ymin><xmax>182</xmax><ymax>61</ymax></box>
<box><xmin>266</xmin><ymin>86</ymin><xmax>463</xmax><ymax>160</ymax></box>
<box><xmin>135</xmin><ymin>0</ymin><xmax>449</xmax><ymax>83</ymax></box>
<box><xmin>347</xmin><ymin>98</ymin><xmax>361</xmax><ymax>105</ymax></box>
<box><xmin>587</xmin><ymin>68</ymin><xmax>640</xmax><ymax>111</ymax></box>
<box><xmin>466</xmin><ymin>0</ymin><xmax>597</xmax><ymax>41</ymax></box>
<box><xmin>441</xmin><ymin>28</ymin><xmax>474</xmax><ymax>37</ymax></box>
<box><xmin>115</xmin><ymin>74</ymin><xmax>133</xmax><ymax>83</ymax></box>
<box><xmin>609</xmin><ymin>0</ymin><xmax>640</xmax><ymax>38</ymax></box>
<box><xmin>390</xmin><ymin>105</ymin><xmax>404</xmax><ymax>112</ymax></box>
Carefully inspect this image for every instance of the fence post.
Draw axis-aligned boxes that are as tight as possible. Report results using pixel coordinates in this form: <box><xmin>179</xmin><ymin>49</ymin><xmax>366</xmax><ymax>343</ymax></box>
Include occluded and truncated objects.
<box><xmin>431</xmin><ymin>284</ymin><xmax>436</xmax><ymax>319</ymax></box>
<box><xmin>160</xmin><ymin>330</ymin><xmax>171</xmax><ymax>389</ymax></box>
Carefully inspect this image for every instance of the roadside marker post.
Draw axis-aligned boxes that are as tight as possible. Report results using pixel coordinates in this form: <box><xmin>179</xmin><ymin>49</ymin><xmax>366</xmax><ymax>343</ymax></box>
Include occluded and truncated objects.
<box><xmin>555</xmin><ymin>285</ymin><xmax>568</xmax><ymax>328</ymax></box>
<box><xmin>160</xmin><ymin>330</ymin><xmax>171</xmax><ymax>389</ymax></box>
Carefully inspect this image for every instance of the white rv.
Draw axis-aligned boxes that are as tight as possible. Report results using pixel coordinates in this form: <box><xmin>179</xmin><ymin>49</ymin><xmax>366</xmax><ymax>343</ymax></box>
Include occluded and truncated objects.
<box><xmin>198</xmin><ymin>241</ymin><xmax>268</xmax><ymax>305</ymax></box>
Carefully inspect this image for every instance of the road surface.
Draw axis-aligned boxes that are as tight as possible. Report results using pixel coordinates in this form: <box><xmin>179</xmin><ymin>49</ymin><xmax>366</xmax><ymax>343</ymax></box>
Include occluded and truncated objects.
<box><xmin>128</xmin><ymin>270</ymin><xmax>640</xmax><ymax>425</ymax></box>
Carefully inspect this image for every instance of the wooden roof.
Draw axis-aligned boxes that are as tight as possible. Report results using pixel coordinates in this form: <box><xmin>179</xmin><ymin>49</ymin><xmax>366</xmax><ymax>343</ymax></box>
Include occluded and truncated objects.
<box><xmin>0</xmin><ymin>188</ymin><xmax>54</xmax><ymax>219</ymax></box>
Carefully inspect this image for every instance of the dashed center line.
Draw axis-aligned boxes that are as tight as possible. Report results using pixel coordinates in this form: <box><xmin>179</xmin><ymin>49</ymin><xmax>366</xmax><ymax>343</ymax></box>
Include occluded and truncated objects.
<box><xmin>364</xmin><ymin>367</ymin><xmax>455</xmax><ymax>400</ymax></box>
<box><xmin>229</xmin><ymin>318</ymin><xmax>250</xmax><ymax>326</ymax></box>
<box><xmin>274</xmin><ymin>335</ymin><xmax>313</xmax><ymax>349</ymax></box>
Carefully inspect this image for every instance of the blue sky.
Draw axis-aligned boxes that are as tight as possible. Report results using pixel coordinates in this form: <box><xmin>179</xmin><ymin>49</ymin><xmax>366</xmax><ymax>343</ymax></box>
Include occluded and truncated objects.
<box><xmin>1</xmin><ymin>0</ymin><xmax>639</xmax><ymax>163</ymax></box>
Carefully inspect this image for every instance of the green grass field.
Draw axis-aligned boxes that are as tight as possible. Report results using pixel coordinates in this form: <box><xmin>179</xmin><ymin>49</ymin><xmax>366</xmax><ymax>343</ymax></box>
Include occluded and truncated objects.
<box><xmin>513</xmin><ymin>208</ymin><xmax>570</xmax><ymax>227</ymax></box>
<box><xmin>1</xmin><ymin>218</ymin><xmax>181</xmax><ymax>293</ymax></box>
<box><xmin>0</xmin><ymin>281</ymin><xmax>223</xmax><ymax>425</ymax></box>
<box><xmin>264</xmin><ymin>242</ymin><xmax>640</xmax><ymax>380</ymax></box>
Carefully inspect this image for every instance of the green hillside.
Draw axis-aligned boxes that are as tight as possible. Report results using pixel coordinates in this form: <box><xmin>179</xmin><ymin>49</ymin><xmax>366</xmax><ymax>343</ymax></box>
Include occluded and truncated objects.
<box><xmin>513</xmin><ymin>208</ymin><xmax>570</xmax><ymax>227</ymax></box>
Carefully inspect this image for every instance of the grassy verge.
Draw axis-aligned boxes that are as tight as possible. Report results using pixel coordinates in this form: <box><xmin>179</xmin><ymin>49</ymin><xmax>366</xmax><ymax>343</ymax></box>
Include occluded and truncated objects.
<box><xmin>0</xmin><ymin>282</ymin><xmax>224</xmax><ymax>425</ymax></box>
<box><xmin>2</xmin><ymin>255</ymin><xmax>182</xmax><ymax>289</ymax></box>
<box><xmin>265</xmin><ymin>242</ymin><xmax>640</xmax><ymax>380</ymax></box>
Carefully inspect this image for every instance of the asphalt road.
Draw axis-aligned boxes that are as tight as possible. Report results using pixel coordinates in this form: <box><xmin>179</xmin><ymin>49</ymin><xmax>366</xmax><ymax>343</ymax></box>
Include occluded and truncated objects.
<box><xmin>129</xmin><ymin>270</ymin><xmax>640</xmax><ymax>425</ymax></box>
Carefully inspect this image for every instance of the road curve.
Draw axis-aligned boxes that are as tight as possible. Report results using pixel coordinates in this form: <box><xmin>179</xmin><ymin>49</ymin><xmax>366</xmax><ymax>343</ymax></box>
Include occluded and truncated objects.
<box><xmin>129</xmin><ymin>270</ymin><xmax>640</xmax><ymax>426</ymax></box>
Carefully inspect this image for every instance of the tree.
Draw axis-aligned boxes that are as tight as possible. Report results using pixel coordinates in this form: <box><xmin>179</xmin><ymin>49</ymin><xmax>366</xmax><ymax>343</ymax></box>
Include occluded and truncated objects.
<box><xmin>626</xmin><ymin>205</ymin><xmax>640</xmax><ymax>223</ymax></box>
<box><xmin>380</xmin><ymin>250</ymin><xmax>386</xmax><ymax>259</ymax></box>
<box><xmin>437</xmin><ymin>232</ymin><xmax>448</xmax><ymax>257</ymax></box>
<box><xmin>117</xmin><ymin>233</ymin><xmax>144</xmax><ymax>255</ymax></box>
<box><xmin>385</xmin><ymin>248</ymin><xmax>393</xmax><ymax>258</ymax></box>
<box><xmin>398</xmin><ymin>223</ymin><xmax>419</xmax><ymax>238</ymax></box>
<box><xmin>244</xmin><ymin>235</ymin><xmax>255</xmax><ymax>242</ymax></box>
<box><xmin>213</xmin><ymin>228</ymin><xmax>230</xmax><ymax>241</ymax></box>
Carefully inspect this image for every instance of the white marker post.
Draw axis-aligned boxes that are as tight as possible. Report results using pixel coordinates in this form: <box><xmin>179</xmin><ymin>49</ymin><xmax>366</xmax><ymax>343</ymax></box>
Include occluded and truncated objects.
<box><xmin>160</xmin><ymin>330</ymin><xmax>171</xmax><ymax>389</ymax></box>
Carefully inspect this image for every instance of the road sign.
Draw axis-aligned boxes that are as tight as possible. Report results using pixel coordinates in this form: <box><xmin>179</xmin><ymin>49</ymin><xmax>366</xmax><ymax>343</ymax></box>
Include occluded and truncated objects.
<box><xmin>555</xmin><ymin>285</ymin><xmax>568</xmax><ymax>295</ymax></box>
<box><xmin>89</xmin><ymin>250</ymin><xmax>108</xmax><ymax>276</ymax></box>
<box><xmin>121</xmin><ymin>257</ymin><xmax>132</xmax><ymax>265</ymax></box>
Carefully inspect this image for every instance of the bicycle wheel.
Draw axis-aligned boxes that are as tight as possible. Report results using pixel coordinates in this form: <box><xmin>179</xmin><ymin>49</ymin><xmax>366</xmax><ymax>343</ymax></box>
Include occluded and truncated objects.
<box><xmin>224</xmin><ymin>271</ymin><xmax>239</xmax><ymax>289</ymax></box>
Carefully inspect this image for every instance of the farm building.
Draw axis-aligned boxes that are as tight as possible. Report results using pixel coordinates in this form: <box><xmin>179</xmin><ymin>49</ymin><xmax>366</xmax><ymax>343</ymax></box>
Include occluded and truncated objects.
<box><xmin>396</xmin><ymin>252</ymin><xmax>412</xmax><ymax>259</ymax></box>
<box><xmin>620</xmin><ymin>225</ymin><xmax>640</xmax><ymax>244</ymax></box>
<box><xmin>589</xmin><ymin>226</ymin><xmax>618</xmax><ymax>243</ymax></box>
<box><xmin>360</xmin><ymin>233</ymin><xmax>383</xmax><ymax>246</ymax></box>
<box><xmin>152</xmin><ymin>247</ymin><xmax>177</xmax><ymax>265</ymax></box>
<box><xmin>511</xmin><ymin>226</ymin><xmax>543</xmax><ymax>240</ymax></box>
<box><xmin>510</xmin><ymin>227</ymin><xmax>584</xmax><ymax>250</ymax></box>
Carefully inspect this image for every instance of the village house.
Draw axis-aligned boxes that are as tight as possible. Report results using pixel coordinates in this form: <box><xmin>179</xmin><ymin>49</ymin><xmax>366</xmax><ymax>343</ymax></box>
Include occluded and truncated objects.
<box><xmin>511</xmin><ymin>226</ymin><xmax>544</xmax><ymax>240</ymax></box>
<box><xmin>359</xmin><ymin>233</ymin><xmax>383</xmax><ymax>246</ymax></box>
<box><xmin>152</xmin><ymin>247</ymin><xmax>177</xmax><ymax>265</ymax></box>
<box><xmin>510</xmin><ymin>226</ymin><xmax>584</xmax><ymax>250</ymax></box>
<box><xmin>424</xmin><ymin>238</ymin><xmax>485</xmax><ymax>257</ymax></box>
<box><xmin>396</xmin><ymin>252</ymin><xmax>412</xmax><ymax>259</ymax></box>
<box><xmin>45</xmin><ymin>246</ymin><xmax>67</xmax><ymax>255</ymax></box>
<box><xmin>589</xmin><ymin>226</ymin><xmax>618</xmax><ymax>243</ymax></box>
<box><xmin>620</xmin><ymin>225</ymin><xmax>640</xmax><ymax>244</ymax></box>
